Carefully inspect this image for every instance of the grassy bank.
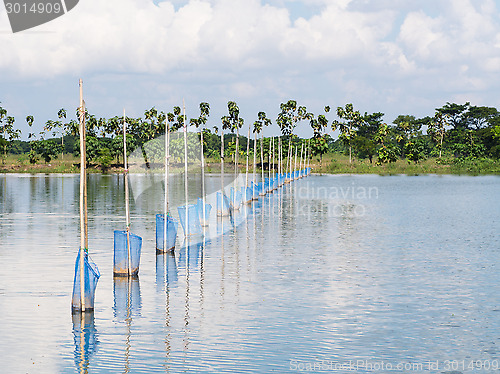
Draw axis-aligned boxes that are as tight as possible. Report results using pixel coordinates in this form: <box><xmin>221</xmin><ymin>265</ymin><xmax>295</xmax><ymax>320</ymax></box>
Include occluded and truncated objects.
<box><xmin>1</xmin><ymin>154</ymin><xmax>499</xmax><ymax>175</ymax></box>
<box><xmin>308</xmin><ymin>154</ymin><xmax>500</xmax><ymax>175</ymax></box>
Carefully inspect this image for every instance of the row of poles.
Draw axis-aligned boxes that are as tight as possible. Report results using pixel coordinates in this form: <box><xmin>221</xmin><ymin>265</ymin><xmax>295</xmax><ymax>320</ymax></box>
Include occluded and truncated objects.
<box><xmin>71</xmin><ymin>81</ymin><xmax>312</xmax><ymax>313</ymax></box>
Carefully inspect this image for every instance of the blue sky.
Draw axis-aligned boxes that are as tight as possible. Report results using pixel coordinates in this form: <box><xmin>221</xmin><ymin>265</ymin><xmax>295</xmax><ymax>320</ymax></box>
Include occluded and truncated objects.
<box><xmin>1</xmin><ymin>0</ymin><xmax>500</xmax><ymax>139</ymax></box>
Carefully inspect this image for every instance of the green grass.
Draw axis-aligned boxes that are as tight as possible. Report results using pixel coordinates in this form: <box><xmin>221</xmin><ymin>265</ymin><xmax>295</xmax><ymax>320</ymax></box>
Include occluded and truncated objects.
<box><xmin>1</xmin><ymin>153</ymin><xmax>499</xmax><ymax>175</ymax></box>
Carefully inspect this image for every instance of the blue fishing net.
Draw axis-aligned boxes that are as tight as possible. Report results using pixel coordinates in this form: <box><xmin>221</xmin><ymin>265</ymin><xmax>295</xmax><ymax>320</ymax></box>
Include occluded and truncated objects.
<box><xmin>156</xmin><ymin>214</ymin><xmax>178</xmax><ymax>251</ymax></box>
<box><xmin>113</xmin><ymin>230</ymin><xmax>142</xmax><ymax>276</ymax></box>
<box><xmin>177</xmin><ymin>204</ymin><xmax>203</xmax><ymax>236</ymax></box>
<box><xmin>242</xmin><ymin>186</ymin><xmax>253</xmax><ymax>204</ymax></box>
<box><xmin>196</xmin><ymin>198</ymin><xmax>212</xmax><ymax>226</ymax></box>
<box><xmin>216</xmin><ymin>191</ymin><xmax>231</xmax><ymax>216</ymax></box>
<box><xmin>230</xmin><ymin>187</ymin><xmax>242</xmax><ymax>210</ymax></box>
<box><xmin>72</xmin><ymin>252</ymin><xmax>100</xmax><ymax>312</ymax></box>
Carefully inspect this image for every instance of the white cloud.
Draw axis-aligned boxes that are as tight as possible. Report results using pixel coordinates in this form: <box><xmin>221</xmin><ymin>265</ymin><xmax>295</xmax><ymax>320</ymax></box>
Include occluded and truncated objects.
<box><xmin>1</xmin><ymin>0</ymin><xmax>500</xmax><ymax>137</ymax></box>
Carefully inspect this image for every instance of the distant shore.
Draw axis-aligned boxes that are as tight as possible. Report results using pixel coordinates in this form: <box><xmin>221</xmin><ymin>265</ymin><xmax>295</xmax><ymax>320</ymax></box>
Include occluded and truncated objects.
<box><xmin>1</xmin><ymin>155</ymin><xmax>499</xmax><ymax>175</ymax></box>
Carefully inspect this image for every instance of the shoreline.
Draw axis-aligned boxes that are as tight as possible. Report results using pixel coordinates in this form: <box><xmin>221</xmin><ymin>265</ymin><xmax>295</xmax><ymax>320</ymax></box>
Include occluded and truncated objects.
<box><xmin>1</xmin><ymin>156</ymin><xmax>499</xmax><ymax>176</ymax></box>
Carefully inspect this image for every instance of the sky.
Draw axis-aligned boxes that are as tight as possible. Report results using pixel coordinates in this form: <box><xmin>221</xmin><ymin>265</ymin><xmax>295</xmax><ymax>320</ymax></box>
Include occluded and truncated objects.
<box><xmin>1</xmin><ymin>0</ymin><xmax>500</xmax><ymax>139</ymax></box>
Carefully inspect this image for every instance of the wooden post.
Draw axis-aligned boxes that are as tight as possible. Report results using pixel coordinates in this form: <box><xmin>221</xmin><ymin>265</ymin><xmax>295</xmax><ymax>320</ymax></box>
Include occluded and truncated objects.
<box><xmin>220</xmin><ymin>126</ymin><xmax>224</xmax><ymax>208</ymax></box>
<box><xmin>78</xmin><ymin>79</ymin><xmax>86</xmax><ymax>312</ymax></box>
<box><xmin>163</xmin><ymin>120</ymin><xmax>170</xmax><ymax>251</ymax></box>
<box><xmin>123</xmin><ymin>109</ymin><xmax>131</xmax><ymax>276</ymax></box>
<box><xmin>260</xmin><ymin>133</ymin><xmax>264</xmax><ymax>194</ymax></box>
<box><xmin>183</xmin><ymin>100</ymin><xmax>189</xmax><ymax>231</ymax></box>
<box><xmin>253</xmin><ymin>128</ymin><xmax>256</xmax><ymax>199</ymax></box>
<box><xmin>245</xmin><ymin>122</ymin><xmax>250</xmax><ymax>196</ymax></box>
<box><xmin>200</xmin><ymin>122</ymin><xmax>206</xmax><ymax>225</ymax></box>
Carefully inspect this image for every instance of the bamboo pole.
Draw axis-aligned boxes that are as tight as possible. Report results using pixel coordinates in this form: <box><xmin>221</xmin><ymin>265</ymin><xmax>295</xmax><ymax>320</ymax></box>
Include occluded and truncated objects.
<box><xmin>260</xmin><ymin>133</ymin><xmax>265</xmax><ymax>195</ymax></box>
<box><xmin>278</xmin><ymin>137</ymin><xmax>282</xmax><ymax>185</ymax></box>
<box><xmin>123</xmin><ymin>110</ymin><xmax>131</xmax><ymax>276</ymax></box>
<box><xmin>78</xmin><ymin>79</ymin><xmax>86</xmax><ymax>312</ymax></box>
<box><xmin>245</xmin><ymin>122</ymin><xmax>250</xmax><ymax>192</ymax></box>
<box><xmin>163</xmin><ymin>120</ymin><xmax>170</xmax><ymax>251</ymax></box>
<box><xmin>220</xmin><ymin>126</ymin><xmax>225</xmax><ymax>213</ymax></box>
<box><xmin>269</xmin><ymin>136</ymin><xmax>274</xmax><ymax>184</ymax></box>
<box><xmin>183</xmin><ymin>100</ymin><xmax>189</xmax><ymax>231</ymax></box>
<box><xmin>299</xmin><ymin>143</ymin><xmax>304</xmax><ymax>178</ymax></box>
<box><xmin>200</xmin><ymin>122</ymin><xmax>206</xmax><ymax>226</ymax></box>
<box><xmin>293</xmin><ymin>146</ymin><xmax>297</xmax><ymax>179</ymax></box>
<box><xmin>252</xmin><ymin>128</ymin><xmax>256</xmax><ymax>199</ymax></box>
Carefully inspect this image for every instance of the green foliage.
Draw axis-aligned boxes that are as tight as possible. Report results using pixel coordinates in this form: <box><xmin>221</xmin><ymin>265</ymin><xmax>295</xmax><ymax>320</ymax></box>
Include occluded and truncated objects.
<box><xmin>375</xmin><ymin>124</ymin><xmax>398</xmax><ymax>164</ymax></box>
<box><xmin>276</xmin><ymin>100</ymin><xmax>307</xmax><ymax>136</ymax></box>
<box><xmin>34</xmin><ymin>139</ymin><xmax>63</xmax><ymax>163</ymax></box>
<box><xmin>95</xmin><ymin>148</ymin><xmax>113</xmax><ymax>170</ymax></box>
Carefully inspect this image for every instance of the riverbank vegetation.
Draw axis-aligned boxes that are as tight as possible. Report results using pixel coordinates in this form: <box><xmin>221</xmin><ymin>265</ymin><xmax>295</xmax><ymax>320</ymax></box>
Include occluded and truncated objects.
<box><xmin>1</xmin><ymin>101</ymin><xmax>499</xmax><ymax>175</ymax></box>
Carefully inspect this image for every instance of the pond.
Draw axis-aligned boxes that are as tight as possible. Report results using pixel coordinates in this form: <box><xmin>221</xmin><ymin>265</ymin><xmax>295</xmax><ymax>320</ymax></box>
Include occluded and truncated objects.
<box><xmin>0</xmin><ymin>173</ymin><xmax>499</xmax><ymax>373</ymax></box>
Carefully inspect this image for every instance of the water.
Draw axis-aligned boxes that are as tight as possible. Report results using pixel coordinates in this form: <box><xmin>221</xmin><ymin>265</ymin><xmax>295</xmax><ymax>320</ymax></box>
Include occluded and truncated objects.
<box><xmin>0</xmin><ymin>173</ymin><xmax>499</xmax><ymax>373</ymax></box>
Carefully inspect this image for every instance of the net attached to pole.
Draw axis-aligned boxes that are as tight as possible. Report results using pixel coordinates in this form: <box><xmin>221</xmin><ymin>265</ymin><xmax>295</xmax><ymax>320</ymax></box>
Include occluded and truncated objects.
<box><xmin>230</xmin><ymin>187</ymin><xmax>242</xmax><ymax>211</ymax></box>
<box><xmin>177</xmin><ymin>204</ymin><xmax>203</xmax><ymax>236</ymax></box>
<box><xmin>196</xmin><ymin>197</ymin><xmax>212</xmax><ymax>227</ymax></box>
<box><xmin>242</xmin><ymin>186</ymin><xmax>252</xmax><ymax>204</ymax></box>
<box><xmin>113</xmin><ymin>230</ymin><xmax>142</xmax><ymax>276</ymax></box>
<box><xmin>156</xmin><ymin>214</ymin><xmax>178</xmax><ymax>252</ymax></box>
<box><xmin>216</xmin><ymin>191</ymin><xmax>231</xmax><ymax>216</ymax></box>
<box><xmin>71</xmin><ymin>252</ymin><xmax>100</xmax><ymax>313</ymax></box>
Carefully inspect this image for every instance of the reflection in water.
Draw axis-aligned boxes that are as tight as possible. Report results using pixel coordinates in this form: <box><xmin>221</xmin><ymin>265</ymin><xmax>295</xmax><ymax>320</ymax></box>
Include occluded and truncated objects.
<box><xmin>113</xmin><ymin>277</ymin><xmax>142</xmax><ymax>373</ymax></box>
<box><xmin>178</xmin><ymin>239</ymin><xmax>203</xmax><ymax>271</ymax></box>
<box><xmin>72</xmin><ymin>312</ymin><xmax>98</xmax><ymax>374</ymax></box>
<box><xmin>155</xmin><ymin>251</ymin><xmax>178</xmax><ymax>371</ymax></box>
<box><xmin>113</xmin><ymin>276</ymin><xmax>142</xmax><ymax>319</ymax></box>
<box><xmin>156</xmin><ymin>252</ymin><xmax>179</xmax><ymax>289</ymax></box>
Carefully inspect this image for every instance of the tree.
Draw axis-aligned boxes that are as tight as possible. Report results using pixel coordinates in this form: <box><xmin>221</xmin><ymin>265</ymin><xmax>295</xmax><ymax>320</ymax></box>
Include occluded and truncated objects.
<box><xmin>435</xmin><ymin>102</ymin><xmax>470</xmax><ymax>129</ymax></box>
<box><xmin>374</xmin><ymin>123</ymin><xmax>398</xmax><ymax>164</ymax></box>
<box><xmin>0</xmin><ymin>108</ymin><xmax>21</xmax><ymax>164</ymax></box>
<box><xmin>190</xmin><ymin>102</ymin><xmax>210</xmax><ymax>158</ymax></box>
<box><xmin>427</xmin><ymin>113</ymin><xmax>449</xmax><ymax>158</ymax></box>
<box><xmin>253</xmin><ymin>111</ymin><xmax>271</xmax><ymax>181</ymax></box>
<box><xmin>309</xmin><ymin>106</ymin><xmax>330</xmax><ymax>165</ymax></box>
<box><xmin>355</xmin><ymin>111</ymin><xmax>383</xmax><ymax>163</ymax></box>
<box><xmin>332</xmin><ymin>103</ymin><xmax>364</xmax><ymax>164</ymax></box>
<box><xmin>464</xmin><ymin>106</ymin><xmax>499</xmax><ymax>130</ymax></box>
<box><xmin>221</xmin><ymin>101</ymin><xmax>244</xmax><ymax>167</ymax></box>
<box><xmin>26</xmin><ymin>115</ymin><xmax>39</xmax><ymax>164</ymax></box>
<box><xmin>393</xmin><ymin>114</ymin><xmax>425</xmax><ymax>162</ymax></box>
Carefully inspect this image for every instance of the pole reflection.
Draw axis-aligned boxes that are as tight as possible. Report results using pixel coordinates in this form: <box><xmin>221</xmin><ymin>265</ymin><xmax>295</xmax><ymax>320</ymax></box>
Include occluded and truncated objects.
<box><xmin>113</xmin><ymin>276</ymin><xmax>141</xmax><ymax>374</ymax></box>
<box><xmin>72</xmin><ymin>312</ymin><xmax>98</xmax><ymax>374</ymax></box>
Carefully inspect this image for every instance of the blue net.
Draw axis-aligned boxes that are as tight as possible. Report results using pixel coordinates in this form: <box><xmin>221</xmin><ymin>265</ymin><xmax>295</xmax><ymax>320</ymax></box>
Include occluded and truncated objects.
<box><xmin>196</xmin><ymin>198</ymin><xmax>212</xmax><ymax>226</ymax></box>
<box><xmin>113</xmin><ymin>230</ymin><xmax>142</xmax><ymax>276</ymax></box>
<box><xmin>177</xmin><ymin>204</ymin><xmax>203</xmax><ymax>236</ymax></box>
<box><xmin>72</xmin><ymin>252</ymin><xmax>100</xmax><ymax>312</ymax></box>
<box><xmin>216</xmin><ymin>191</ymin><xmax>231</xmax><ymax>216</ymax></box>
<box><xmin>242</xmin><ymin>186</ymin><xmax>252</xmax><ymax>204</ymax></box>
<box><xmin>258</xmin><ymin>182</ymin><xmax>266</xmax><ymax>195</ymax></box>
<box><xmin>230</xmin><ymin>187</ymin><xmax>242</xmax><ymax>210</ymax></box>
<box><xmin>251</xmin><ymin>182</ymin><xmax>259</xmax><ymax>199</ymax></box>
<box><xmin>156</xmin><ymin>214</ymin><xmax>178</xmax><ymax>252</ymax></box>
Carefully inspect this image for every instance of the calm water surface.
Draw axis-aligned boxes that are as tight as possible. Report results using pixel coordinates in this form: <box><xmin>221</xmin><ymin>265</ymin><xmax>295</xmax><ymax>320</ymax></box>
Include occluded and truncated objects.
<box><xmin>0</xmin><ymin>173</ymin><xmax>499</xmax><ymax>373</ymax></box>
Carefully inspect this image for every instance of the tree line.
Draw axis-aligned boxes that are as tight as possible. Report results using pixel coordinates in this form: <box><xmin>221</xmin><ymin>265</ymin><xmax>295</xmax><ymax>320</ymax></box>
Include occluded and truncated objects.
<box><xmin>1</xmin><ymin>100</ymin><xmax>499</xmax><ymax>168</ymax></box>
